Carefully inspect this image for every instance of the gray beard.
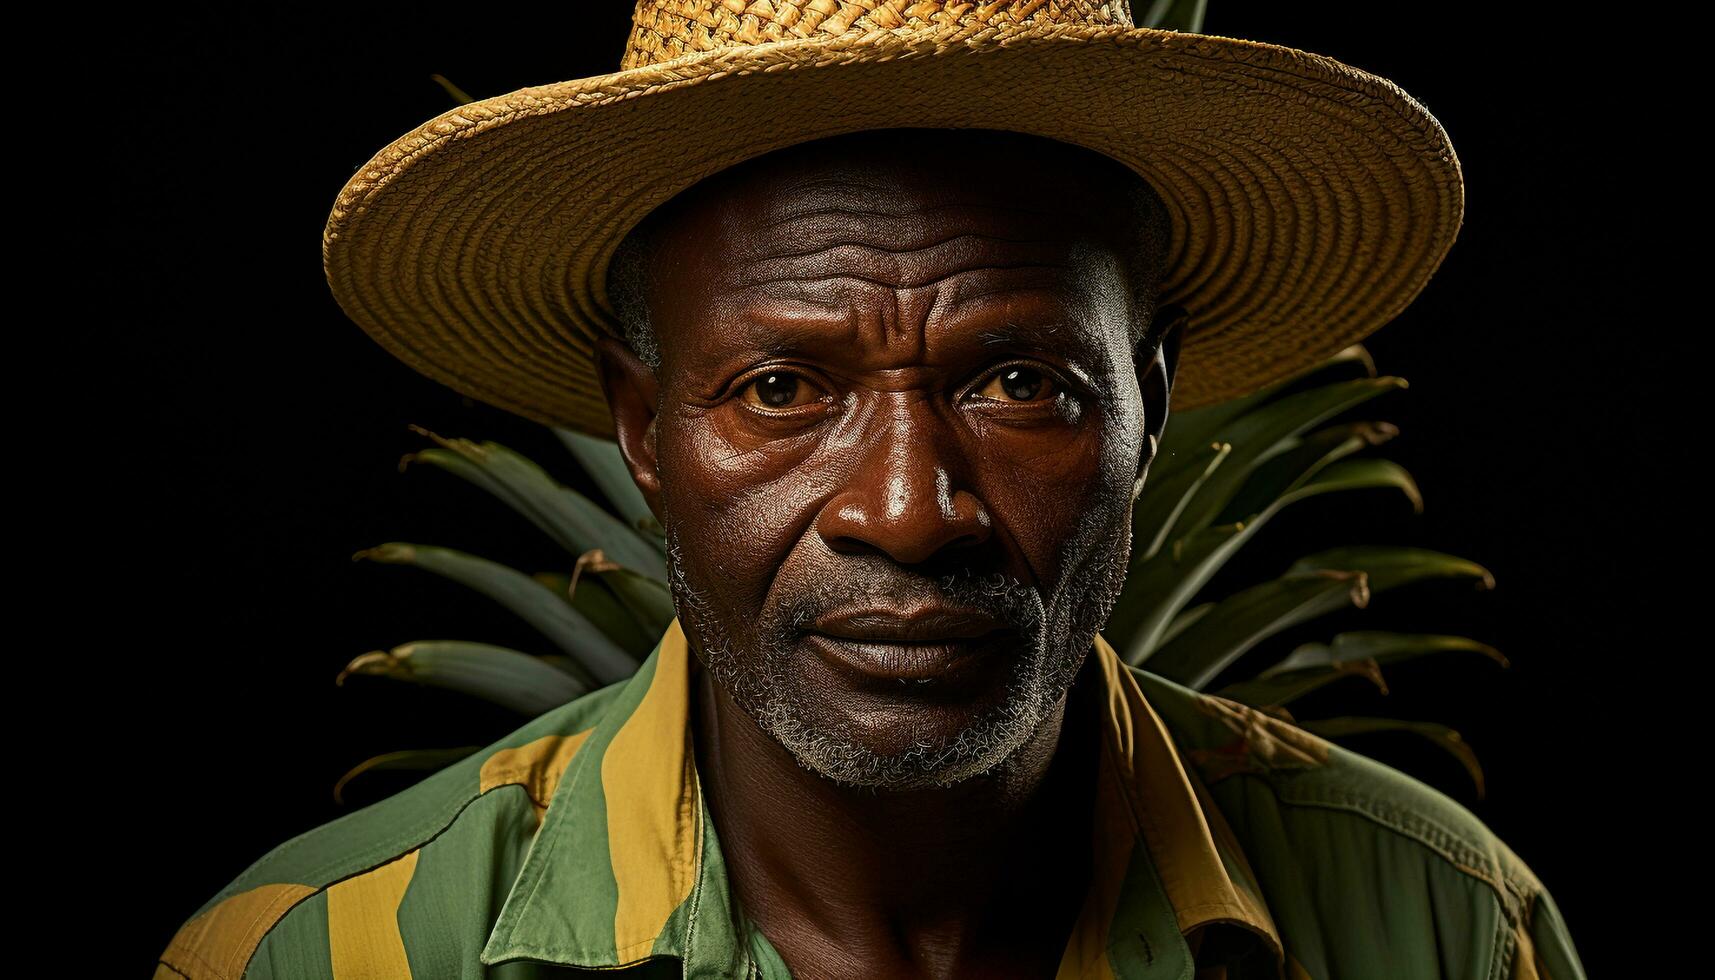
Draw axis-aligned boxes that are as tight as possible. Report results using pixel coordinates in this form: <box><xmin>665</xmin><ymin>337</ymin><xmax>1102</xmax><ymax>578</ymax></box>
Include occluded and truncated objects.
<box><xmin>663</xmin><ymin>504</ymin><xmax>1133</xmax><ymax>792</ymax></box>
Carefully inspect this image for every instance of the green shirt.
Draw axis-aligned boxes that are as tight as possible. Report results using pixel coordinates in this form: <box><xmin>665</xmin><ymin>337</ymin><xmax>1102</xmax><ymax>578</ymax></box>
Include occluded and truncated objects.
<box><xmin>155</xmin><ymin>618</ymin><xmax>1586</xmax><ymax>979</ymax></box>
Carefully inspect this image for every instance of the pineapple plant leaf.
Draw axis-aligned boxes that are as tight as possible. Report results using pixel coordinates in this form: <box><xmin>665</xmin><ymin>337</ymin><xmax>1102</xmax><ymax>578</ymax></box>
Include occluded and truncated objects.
<box><xmin>1288</xmin><ymin>545</ymin><xmax>1497</xmax><ymax>592</ymax></box>
<box><xmin>533</xmin><ymin>551</ymin><xmax>675</xmax><ymax>659</ymax></box>
<box><xmin>400</xmin><ymin>424</ymin><xmax>666</xmax><ymax>580</ymax></box>
<box><xmin>1144</xmin><ymin>568</ymin><xmax>1373</xmax><ymax>689</ymax></box>
<box><xmin>333</xmin><ymin>746</ymin><xmax>485</xmax><ymax>807</ymax></box>
<box><xmin>337</xmin><ymin>640</ymin><xmax>594</xmax><ymax>715</ymax></box>
<box><xmin>1293</xmin><ymin>717</ymin><xmax>1488</xmax><ymax>799</ymax></box>
<box><xmin>350</xmin><ymin>542</ymin><xmax>633</xmax><ymax>686</ymax></box>
<box><xmin>553</xmin><ymin>427</ymin><xmax>666</xmax><ymax>548</ymax></box>
<box><xmin>1105</xmin><ymin>450</ymin><xmax>1422</xmax><ymax>665</ymax></box>
<box><xmin>1212</xmin><ymin>631</ymin><xmax>1508</xmax><ymax>707</ymax></box>
<box><xmin>1137</xmin><ymin>0</ymin><xmax>1208</xmax><ymax>33</ymax></box>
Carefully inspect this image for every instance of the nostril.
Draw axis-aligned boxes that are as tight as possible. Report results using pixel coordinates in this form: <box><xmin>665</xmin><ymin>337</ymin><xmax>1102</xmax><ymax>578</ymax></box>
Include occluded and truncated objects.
<box><xmin>814</xmin><ymin>480</ymin><xmax>993</xmax><ymax>566</ymax></box>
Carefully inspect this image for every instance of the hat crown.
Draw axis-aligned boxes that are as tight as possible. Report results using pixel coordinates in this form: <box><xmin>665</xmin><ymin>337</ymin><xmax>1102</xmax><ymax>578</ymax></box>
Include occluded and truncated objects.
<box><xmin>620</xmin><ymin>0</ymin><xmax>1136</xmax><ymax>70</ymax></box>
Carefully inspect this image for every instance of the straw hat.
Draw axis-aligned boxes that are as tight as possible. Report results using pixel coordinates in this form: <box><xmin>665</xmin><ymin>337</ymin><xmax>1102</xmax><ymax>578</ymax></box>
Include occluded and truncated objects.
<box><xmin>322</xmin><ymin>1</ymin><xmax>1463</xmax><ymax>441</ymax></box>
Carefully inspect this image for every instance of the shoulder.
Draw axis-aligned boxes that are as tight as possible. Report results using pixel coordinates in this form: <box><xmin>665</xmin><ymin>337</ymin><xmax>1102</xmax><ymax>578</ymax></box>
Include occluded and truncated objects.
<box><xmin>1129</xmin><ymin>666</ymin><xmax>1588</xmax><ymax>980</ymax></box>
<box><xmin>153</xmin><ymin>680</ymin><xmax>630</xmax><ymax>980</ymax></box>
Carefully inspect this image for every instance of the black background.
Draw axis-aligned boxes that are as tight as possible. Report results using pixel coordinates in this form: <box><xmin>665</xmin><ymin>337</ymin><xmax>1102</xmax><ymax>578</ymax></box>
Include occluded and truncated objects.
<box><xmin>84</xmin><ymin>4</ymin><xmax>1660</xmax><ymax>976</ymax></box>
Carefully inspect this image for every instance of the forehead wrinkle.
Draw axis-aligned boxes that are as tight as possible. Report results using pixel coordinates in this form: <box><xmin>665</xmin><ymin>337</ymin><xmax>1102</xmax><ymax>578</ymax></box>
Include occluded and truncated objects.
<box><xmin>733</xmin><ymin>257</ymin><xmax>1072</xmax><ymax>295</ymax></box>
<box><xmin>731</xmin><ymin>183</ymin><xmax>1075</xmax><ymax>254</ymax></box>
<box><xmin>742</xmin><ymin>205</ymin><xmax>1066</xmax><ymax>262</ymax></box>
<box><xmin>702</xmin><ymin>177</ymin><xmax>1094</xmax><ymax>300</ymax></box>
<box><xmin>730</xmin><ymin>229</ymin><xmax>1075</xmax><ymax>300</ymax></box>
<box><xmin>751</xmin><ymin>174</ymin><xmax>1074</xmax><ymax>230</ymax></box>
<box><xmin>745</xmin><ymin>230</ymin><xmax>1062</xmax><ymax>268</ymax></box>
<box><xmin>717</xmin><ymin>265</ymin><xmax>1084</xmax><ymax>355</ymax></box>
<box><xmin>942</xmin><ymin>265</ymin><xmax>1082</xmax><ymax>310</ymax></box>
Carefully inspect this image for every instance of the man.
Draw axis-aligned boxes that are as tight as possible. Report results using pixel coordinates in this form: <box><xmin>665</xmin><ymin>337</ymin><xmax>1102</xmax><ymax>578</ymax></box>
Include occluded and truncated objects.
<box><xmin>158</xmin><ymin>5</ymin><xmax>1585</xmax><ymax>979</ymax></box>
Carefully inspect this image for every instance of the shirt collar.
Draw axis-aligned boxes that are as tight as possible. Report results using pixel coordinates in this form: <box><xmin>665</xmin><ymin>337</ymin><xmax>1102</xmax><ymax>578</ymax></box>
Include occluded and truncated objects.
<box><xmin>481</xmin><ymin>617</ymin><xmax>1284</xmax><ymax>978</ymax></box>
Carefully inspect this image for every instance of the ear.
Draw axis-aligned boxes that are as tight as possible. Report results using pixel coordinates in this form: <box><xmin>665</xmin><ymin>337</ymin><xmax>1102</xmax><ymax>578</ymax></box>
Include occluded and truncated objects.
<box><xmin>1132</xmin><ymin>303</ymin><xmax>1188</xmax><ymax>500</ymax></box>
<box><xmin>594</xmin><ymin>333</ymin><xmax>664</xmax><ymax>524</ymax></box>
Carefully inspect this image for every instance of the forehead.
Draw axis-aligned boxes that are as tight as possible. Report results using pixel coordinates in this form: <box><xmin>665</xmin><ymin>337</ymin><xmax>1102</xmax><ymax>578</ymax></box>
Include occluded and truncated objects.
<box><xmin>640</xmin><ymin>129</ymin><xmax>1140</xmax><ymax>353</ymax></box>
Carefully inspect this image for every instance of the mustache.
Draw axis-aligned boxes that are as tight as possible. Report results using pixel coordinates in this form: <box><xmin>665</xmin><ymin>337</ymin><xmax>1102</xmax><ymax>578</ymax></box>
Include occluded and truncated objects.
<box><xmin>768</xmin><ymin>561</ymin><xmax>1045</xmax><ymax>638</ymax></box>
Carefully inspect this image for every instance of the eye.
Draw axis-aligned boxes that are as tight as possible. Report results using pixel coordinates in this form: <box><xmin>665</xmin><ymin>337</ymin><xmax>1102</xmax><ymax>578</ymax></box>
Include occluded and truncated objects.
<box><xmin>973</xmin><ymin>364</ymin><xmax>1059</xmax><ymax>403</ymax></box>
<box><xmin>738</xmin><ymin>369</ymin><xmax>824</xmax><ymax>410</ymax></box>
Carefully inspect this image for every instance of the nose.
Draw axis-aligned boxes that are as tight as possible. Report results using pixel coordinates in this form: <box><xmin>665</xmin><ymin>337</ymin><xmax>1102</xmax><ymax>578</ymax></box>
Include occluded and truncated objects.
<box><xmin>813</xmin><ymin>398</ymin><xmax>993</xmax><ymax>566</ymax></box>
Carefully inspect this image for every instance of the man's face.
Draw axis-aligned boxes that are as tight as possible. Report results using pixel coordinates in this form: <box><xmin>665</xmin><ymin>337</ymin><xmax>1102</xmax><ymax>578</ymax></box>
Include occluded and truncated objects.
<box><xmin>600</xmin><ymin>130</ymin><xmax>1175</xmax><ymax>791</ymax></box>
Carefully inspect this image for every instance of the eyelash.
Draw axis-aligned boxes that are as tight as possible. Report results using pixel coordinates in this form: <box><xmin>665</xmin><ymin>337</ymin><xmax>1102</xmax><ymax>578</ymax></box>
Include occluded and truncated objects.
<box><xmin>730</xmin><ymin>361</ymin><xmax>1072</xmax><ymax>412</ymax></box>
<box><xmin>967</xmin><ymin>361</ymin><xmax>1067</xmax><ymax>405</ymax></box>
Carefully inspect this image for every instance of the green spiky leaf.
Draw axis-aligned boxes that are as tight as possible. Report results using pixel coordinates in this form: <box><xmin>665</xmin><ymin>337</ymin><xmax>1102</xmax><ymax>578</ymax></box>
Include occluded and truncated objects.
<box><xmin>1156</xmin><ymin>345</ymin><xmax>1378</xmax><ymax>464</ymax></box>
<box><xmin>1142</xmin><ymin>570</ymin><xmax>1372</xmax><ymax>688</ymax></box>
<box><xmin>1109</xmin><ymin>453</ymin><xmax>1423</xmax><ymax>662</ymax></box>
<box><xmin>559</xmin><ymin>549</ymin><xmax>676</xmax><ymax>655</ymax></box>
<box><xmin>1170</xmin><ymin>377</ymin><xmax>1409</xmax><ymax>537</ymax></box>
<box><xmin>588</xmin><ymin>561</ymin><xmax>675</xmax><ymax>637</ymax></box>
<box><xmin>1215</xmin><ymin>421</ymin><xmax>1402</xmax><ymax>525</ymax></box>
<box><xmin>353</xmin><ymin>543</ymin><xmax>635</xmax><ymax>685</ymax></box>
<box><xmin>1213</xmin><ymin>659</ymin><xmax>1391</xmax><ymax>708</ymax></box>
<box><xmin>1133</xmin><ymin>440</ymin><xmax>1231</xmax><ymax>562</ymax></box>
<box><xmin>1157</xmin><ymin>601</ymin><xmax>1216</xmax><ymax>649</ymax></box>
<box><xmin>552</xmin><ymin>427</ymin><xmax>666</xmax><ymax>549</ymax></box>
<box><xmin>401</xmin><ymin>426</ymin><xmax>666</xmax><ymax>579</ymax></box>
<box><xmin>1214</xmin><ymin>632</ymin><xmax>1509</xmax><ymax>708</ymax></box>
<box><xmin>1288</xmin><ymin>546</ymin><xmax>1495</xmax><ymax>593</ymax></box>
<box><xmin>333</xmin><ymin>746</ymin><xmax>483</xmax><ymax>806</ymax></box>
<box><xmin>1297</xmin><ymin>716</ymin><xmax>1487</xmax><ymax>799</ymax></box>
<box><xmin>1264</xmin><ymin>631</ymin><xmax>1509</xmax><ymax>678</ymax></box>
<box><xmin>534</xmin><ymin>565</ymin><xmax>657</xmax><ymax>658</ymax></box>
<box><xmin>337</xmin><ymin>640</ymin><xmax>593</xmax><ymax>714</ymax></box>
<box><xmin>1136</xmin><ymin>0</ymin><xmax>1208</xmax><ymax>33</ymax></box>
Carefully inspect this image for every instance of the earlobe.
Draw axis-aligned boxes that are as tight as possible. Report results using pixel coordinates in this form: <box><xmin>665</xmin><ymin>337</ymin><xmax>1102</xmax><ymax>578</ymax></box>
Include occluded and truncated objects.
<box><xmin>594</xmin><ymin>334</ymin><xmax>665</xmax><ymax>522</ymax></box>
<box><xmin>1132</xmin><ymin>433</ymin><xmax>1158</xmax><ymax>503</ymax></box>
<box><xmin>1153</xmin><ymin>303</ymin><xmax>1189</xmax><ymax>406</ymax></box>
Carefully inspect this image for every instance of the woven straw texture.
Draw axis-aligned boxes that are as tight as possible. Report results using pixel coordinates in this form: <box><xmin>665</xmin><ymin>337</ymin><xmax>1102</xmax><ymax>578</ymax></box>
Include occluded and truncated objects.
<box><xmin>323</xmin><ymin>0</ymin><xmax>1464</xmax><ymax>440</ymax></box>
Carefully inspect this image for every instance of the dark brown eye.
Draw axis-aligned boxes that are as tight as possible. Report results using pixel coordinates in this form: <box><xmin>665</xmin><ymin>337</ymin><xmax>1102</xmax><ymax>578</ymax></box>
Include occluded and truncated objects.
<box><xmin>740</xmin><ymin>370</ymin><xmax>819</xmax><ymax>410</ymax></box>
<box><xmin>976</xmin><ymin>366</ymin><xmax>1057</xmax><ymax>403</ymax></box>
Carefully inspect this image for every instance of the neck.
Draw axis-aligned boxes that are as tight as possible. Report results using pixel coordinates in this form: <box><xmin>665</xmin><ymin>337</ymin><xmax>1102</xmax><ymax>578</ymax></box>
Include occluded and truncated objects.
<box><xmin>690</xmin><ymin>650</ymin><xmax>1103</xmax><ymax>976</ymax></box>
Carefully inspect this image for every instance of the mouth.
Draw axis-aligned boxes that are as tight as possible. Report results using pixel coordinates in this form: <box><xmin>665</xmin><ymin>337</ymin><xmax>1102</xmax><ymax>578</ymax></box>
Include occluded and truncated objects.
<box><xmin>806</xmin><ymin>606</ymin><xmax>1011</xmax><ymax>686</ymax></box>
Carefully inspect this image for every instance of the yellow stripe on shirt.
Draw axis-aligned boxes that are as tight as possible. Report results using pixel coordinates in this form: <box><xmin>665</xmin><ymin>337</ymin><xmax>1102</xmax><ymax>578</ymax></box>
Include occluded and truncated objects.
<box><xmin>481</xmin><ymin>728</ymin><xmax>596</xmax><ymax>821</ymax></box>
<box><xmin>603</xmin><ymin>618</ymin><xmax>703</xmax><ymax>960</ymax></box>
<box><xmin>327</xmin><ymin>848</ymin><xmax>421</xmax><ymax>979</ymax></box>
<box><xmin>159</xmin><ymin>882</ymin><xmax>316</xmax><ymax>980</ymax></box>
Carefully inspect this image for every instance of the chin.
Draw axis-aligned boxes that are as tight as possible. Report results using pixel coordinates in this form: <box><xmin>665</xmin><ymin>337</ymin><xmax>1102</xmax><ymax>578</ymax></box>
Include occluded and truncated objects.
<box><xmin>754</xmin><ymin>646</ymin><xmax>1057</xmax><ymax>791</ymax></box>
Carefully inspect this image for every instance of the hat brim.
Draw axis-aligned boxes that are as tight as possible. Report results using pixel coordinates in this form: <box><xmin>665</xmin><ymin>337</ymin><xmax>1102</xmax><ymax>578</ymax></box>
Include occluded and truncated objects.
<box><xmin>323</xmin><ymin>20</ymin><xmax>1462</xmax><ymax>439</ymax></box>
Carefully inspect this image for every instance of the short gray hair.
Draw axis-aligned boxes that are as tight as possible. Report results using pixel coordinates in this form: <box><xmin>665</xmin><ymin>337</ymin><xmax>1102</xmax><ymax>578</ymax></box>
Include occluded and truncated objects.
<box><xmin>601</xmin><ymin>156</ymin><xmax>1173</xmax><ymax>372</ymax></box>
<box><xmin>604</xmin><ymin>222</ymin><xmax>663</xmax><ymax>371</ymax></box>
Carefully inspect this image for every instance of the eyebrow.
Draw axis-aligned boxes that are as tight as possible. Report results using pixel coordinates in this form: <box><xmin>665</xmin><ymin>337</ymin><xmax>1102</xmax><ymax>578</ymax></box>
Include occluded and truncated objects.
<box><xmin>973</xmin><ymin>318</ymin><xmax>1079</xmax><ymax>350</ymax></box>
<box><xmin>714</xmin><ymin>311</ymin><xmax>857</xmax><ymax>358</ymax></box>
<box><xmin>709</xmin><ymin>301</ymin><xmax>1091</xmax><ymax>365</ymax></box>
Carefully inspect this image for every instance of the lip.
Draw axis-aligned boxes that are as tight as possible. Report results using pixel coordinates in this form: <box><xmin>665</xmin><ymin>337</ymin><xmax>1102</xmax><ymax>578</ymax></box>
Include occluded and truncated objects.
<box><xmin>806</xmin><ymin>633</ymin><xmax>1006</xmax><ymax>687</ymax></box>
<box><xmin>810</xmin><ymin>606</ymin><xmax>1006</xmax><ymax>643</ymax></box>
<box><xmin>806</xmin><ymin>606</ymin><xmax>1010</xmax><ymax>687</ymax></box>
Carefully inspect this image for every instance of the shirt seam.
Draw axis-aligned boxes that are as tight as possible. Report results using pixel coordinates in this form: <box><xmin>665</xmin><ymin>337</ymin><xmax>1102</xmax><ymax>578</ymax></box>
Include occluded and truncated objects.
<box><xmin>161</xmin><ymin>884</ymin><xmax>310</xmax><ymax>980</ymax></box>
<box><xmin>1233</xmin><ymin>770</ymin><xmax>1529</xmax><ymax>927</ymax></box>
<box><xmin>230</xmin><ymin>785</ymin><xmax>524</xmax><ymax>979</ymax></box>
<box><xmin>1486</xmin><ymin>898</ymin><xmax>1515</xmax><ymax>980</ymax></box>
<box><xmin>199</xmin><ymin>756</ymin><xmax>524</xmax><ymax>922</ymax></box>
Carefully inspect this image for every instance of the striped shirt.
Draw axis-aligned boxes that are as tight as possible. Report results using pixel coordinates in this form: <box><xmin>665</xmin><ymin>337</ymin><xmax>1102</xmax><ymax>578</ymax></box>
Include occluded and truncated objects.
<box><xmin>155</xmin><ymin>618</ymin><xmax>1586</xmax><ymax>979</ymax></box>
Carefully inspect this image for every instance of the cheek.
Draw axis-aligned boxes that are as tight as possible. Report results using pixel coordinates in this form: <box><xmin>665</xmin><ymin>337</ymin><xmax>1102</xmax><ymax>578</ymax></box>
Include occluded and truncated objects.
<box><xmin>657</xmin><ymin>413</ymin><xmax>827</xmax><ymax>617</ymax></box>
<box><xmin>966</xmin><ymin>409</ymin><xmax>1141</xmax><ymax>590</ymax></box>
